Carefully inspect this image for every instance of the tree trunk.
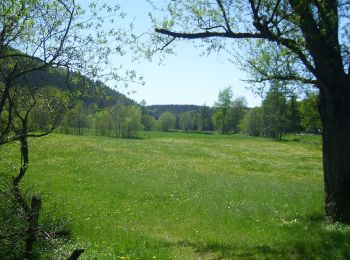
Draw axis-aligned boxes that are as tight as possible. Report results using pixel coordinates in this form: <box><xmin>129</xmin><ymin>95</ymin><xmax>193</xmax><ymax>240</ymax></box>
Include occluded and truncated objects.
<box><xmin>319</xmin><ymin>86</ymin><xmax>350</xmax><ymax>223</ymax></box>
<box><xmin>24</xmin><ymin>196</ymin><xmax>41</xmax><ymax>260</ymax></box>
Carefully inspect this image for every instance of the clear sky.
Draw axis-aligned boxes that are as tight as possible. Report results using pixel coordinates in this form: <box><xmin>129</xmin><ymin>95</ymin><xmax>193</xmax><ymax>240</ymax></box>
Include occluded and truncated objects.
<box><xmin>91</xmin><ymin>0</ymin><xmax>262</xmax><ymax>107</ymax></box>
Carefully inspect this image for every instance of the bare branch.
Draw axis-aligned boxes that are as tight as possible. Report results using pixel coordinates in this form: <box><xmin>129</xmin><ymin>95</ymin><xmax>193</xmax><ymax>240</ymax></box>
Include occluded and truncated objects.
<box><xmin>267</xmin><ymin>0</ymin><xmax>282</xmax><ymax>24</ymax></box>
<box><xmin>153</xmin><ymin>36</ymin><xmax>176</xmax><ymax>53</ymax></box>
<box><xmin>215</xmin><ymin>0</ymin><xmax>232</xmax><ymax>32</ymax></box>
<box><xmin>247</xmin><ymin>75</ymin><xmax>318</xmax><ymax>85</ymax></box>
<box><xmin>155</xmin><ymin>28</ymin><xmax>265</xmax><ymax>39</ymax></box>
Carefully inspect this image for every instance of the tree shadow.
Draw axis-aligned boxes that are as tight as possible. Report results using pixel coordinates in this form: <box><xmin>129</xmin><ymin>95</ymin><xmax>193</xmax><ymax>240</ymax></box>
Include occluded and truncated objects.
<box><xmin>167</xmin><ymin>214</ymin><xmax>350</xmax><ymax>259</ymax></box>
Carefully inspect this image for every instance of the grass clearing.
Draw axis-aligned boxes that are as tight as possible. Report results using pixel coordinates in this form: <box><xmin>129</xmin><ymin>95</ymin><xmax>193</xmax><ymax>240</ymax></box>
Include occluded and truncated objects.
<box><xmin>1</xmin><ymin>131</ymin><xmax>350</xmax><ymax>259</ymax></box>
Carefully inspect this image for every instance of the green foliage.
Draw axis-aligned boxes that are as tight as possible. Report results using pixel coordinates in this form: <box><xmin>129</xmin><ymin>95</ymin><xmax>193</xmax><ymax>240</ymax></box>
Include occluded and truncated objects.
<box><xmin>0</xmin><ymin>179</ymin><xmax>27</xmax><ymax>259</ymax></box>
<box><xmin>146</xmin><ymin>104</ymin><xmax>201</xmax><ymax>119</ymax></box>
<box><xmin>142</xmin><ymin>115</ymin><xmax>158</xmax><ymax>131</ymax></box>
<box><xmin>93</xmin><ymin>110</ymin><xmax>112</xmax><ymax>136</ymax></box>
<box><xmin>29</xmin><ymin>86</ymin><xmax>70</xmax><ymax>132</ymax></box>
<box><xmin>24</xmin><ymin>70</ymin><xmax>136</xmax><ymax>108</ymax></box>
<box><xmin>213</xmin><ymin>87</ymin><xmax>233</xmax><ymax>133</ymax></box>
<box><xmin>231</xmin><ymin>97</ymin><xmax>248</xmax><ymax>133</ymax></box>
<box><xmin>178</xmin><ymin>111</ymin><xmax>198</xmax><ymax>131</ymax></box>
<box><xmin>108</xmin><ymin>104</ymin><xmax>144</xmax><ymax>139</ymax></box>
<box><xmin>299</xmin><ymin>93</ymin><xmax>321</xmax><ymax>134</ymax></box>
<box><xmin>286</xmin><ymin>95</ymin><xmax>301</xmax><ymax>133</ymax></box>
<box><xmin>0</xmin><ymin>176</ymin><xmax>75</xmax><ymax>259</ymax></box>
<box><xmin>239</xmin><ymin>107</ymin><xmax>263</xmax><ymax>136</ymax></box>
<box><xmin>158</xmin><ymin>112</ymin><xmax>176</xmax><ymax>131</ymax></box>
<box><xmin>60</xmin><ymin>102</ymin><xmax>144</xmax><ymax>139</ymax></box>
<box><xmin>62</xmin><ymin>101</ymin><xmax>89</xmax><ymax>135</ymax></box>
<box><xmin>261</xmin><ymin>87</ymin><xmax>288</xmax><ymax>139</ymax></box>
<box><xmin>152</xmin><ymin>0</ymin><xmax>349</xmax><ymax>93</ymax></box>
<box><xmin>239</xmin><ymin>89</ymin><xmax>304</xmax><ymax>139</ymax></box>
<box><xmin>198</xmin><ymin>105</ymin><xmax>213</xmax><ymax>131</ymax></box>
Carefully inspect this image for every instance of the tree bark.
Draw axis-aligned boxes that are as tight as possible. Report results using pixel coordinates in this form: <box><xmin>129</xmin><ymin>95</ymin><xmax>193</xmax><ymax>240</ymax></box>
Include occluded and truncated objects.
<box><xmin>68</xmin><ymin>249</ymin><xmax>85</xmax><ymax>260</ymax></box>
<box><xmin>319</xmin><ymin>84</ymin><xmax>350</xmax><ymax>223</ymax></box>
<box><xmin>24</xmin><ymin>196</ymin><xmax>41</xmax><ymax>260</ymax></box>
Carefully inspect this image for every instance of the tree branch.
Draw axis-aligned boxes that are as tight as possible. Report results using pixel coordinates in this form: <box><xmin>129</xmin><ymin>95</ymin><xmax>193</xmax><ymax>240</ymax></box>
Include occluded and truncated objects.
<box><xmin>215</xmin><ymin>0</ymin><xmax>232</xmax><ymax>32</ymax></box>
<box><xmin>155</xmin><ymin>29</ymin><xmax>265</xmax><ymax>39</ymax></box>
<box><xmin>153</xmin><ymin>36</ymin><xmax>176</xmax><ymax>52</ymax></box>
<box><xmin>247</xmin><ymin>75</ymin><xmax>318</xmax><ymax>85</ymax></box>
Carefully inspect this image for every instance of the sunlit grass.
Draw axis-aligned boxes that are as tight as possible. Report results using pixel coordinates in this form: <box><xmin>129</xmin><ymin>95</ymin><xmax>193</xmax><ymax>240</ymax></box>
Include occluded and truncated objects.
<box><xmin>1</xmin><ymin>131</ymin><xmax>350</xmax><ymax>259</ymax></box>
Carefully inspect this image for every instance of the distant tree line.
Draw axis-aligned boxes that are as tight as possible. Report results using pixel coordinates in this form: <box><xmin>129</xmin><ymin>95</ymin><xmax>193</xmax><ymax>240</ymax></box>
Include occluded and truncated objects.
<box><xmin>152</xmin><ymin>87</ymin><xmax>321</xmax><ymax>140</ymax></box>
<box><xmin>27</xmin><ymin>84</ymin><xmax>321</xmax><ymax>140</ymax></box>
<box><xmin>239</xmin><ymin>89</ymin><xmax>321</xmax><ymax>139</ymax></box>
<box><xmin>28</xmin><ymin>96</ymin><xmax>143</xmax><ymax>139</ymax></box>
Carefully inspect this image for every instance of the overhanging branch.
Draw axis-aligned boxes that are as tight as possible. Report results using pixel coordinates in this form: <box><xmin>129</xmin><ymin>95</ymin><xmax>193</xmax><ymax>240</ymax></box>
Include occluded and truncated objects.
<box><xmin>246</xmin><ymin>75</ymin><xmax>318</xmax><ymax>85</ymax></box>
<box><xmin>155</xmin><ymin>29</ymin><xmax>265</xmax><ymax>39</ymax></box>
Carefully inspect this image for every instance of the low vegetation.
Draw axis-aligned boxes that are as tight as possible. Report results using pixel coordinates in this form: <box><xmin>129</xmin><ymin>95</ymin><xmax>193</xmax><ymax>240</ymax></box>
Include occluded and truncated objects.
<box><xmin>2</xmin><ymin>131</ymin><xmax>349</xmax><ymax>259</ymax></box>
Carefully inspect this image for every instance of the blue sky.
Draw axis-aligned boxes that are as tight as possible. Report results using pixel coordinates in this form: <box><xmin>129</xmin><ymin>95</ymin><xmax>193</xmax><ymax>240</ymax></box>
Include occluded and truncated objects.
<box><xmin>89</xmin><ymin>0</ymin><xmax>262</xmax><ymax>107</ymax></box>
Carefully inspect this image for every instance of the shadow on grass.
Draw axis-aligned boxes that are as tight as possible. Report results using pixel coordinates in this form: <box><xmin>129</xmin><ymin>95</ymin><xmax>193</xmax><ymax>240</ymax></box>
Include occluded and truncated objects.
<box><xmin>171</xmin><ymin>240</ymin><xmax>306</xmax><ymax>259</ymax></box>
<box><xmin>167</xmin><ymin>214</ymin><xmax>350</xmax><ymax>259</ymax></box>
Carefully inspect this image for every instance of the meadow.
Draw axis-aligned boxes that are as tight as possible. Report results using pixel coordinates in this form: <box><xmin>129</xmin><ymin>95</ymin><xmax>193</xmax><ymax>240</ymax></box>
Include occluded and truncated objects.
<box><xmin>1</xmin><ymin>132</ymin><xmax>350</xmax><ymax>259</ymax></box>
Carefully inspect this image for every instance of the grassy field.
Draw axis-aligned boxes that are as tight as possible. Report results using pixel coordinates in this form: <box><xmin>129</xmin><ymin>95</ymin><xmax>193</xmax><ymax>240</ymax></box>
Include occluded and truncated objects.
<box><xmin>1</xmin><ymin>131</ymin><xmax>350</xmax><ymax>259</ymax></box>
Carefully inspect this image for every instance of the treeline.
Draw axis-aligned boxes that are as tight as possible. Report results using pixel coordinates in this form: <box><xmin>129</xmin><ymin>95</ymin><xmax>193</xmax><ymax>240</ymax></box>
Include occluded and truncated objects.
<box><xmin>26</xmin><ymin>69</ymin><xmax>136</xmax><ymax>107</ymax></box>
<box><xmin>56</xmin><ymin>102</ymin><xmax>205</xmax><ymax>137</ymax></box>
<box><xmin>11</xmin><ymin>66</ymin><xmax>143</xmax><ymax>139</ymax></box>
<box><xmin>147</xmin><ymin>104</ymin><xmax>201</xmax><ymax>118</ymax></box>
<box><xmin>58</xmin><ymin>102</ymin><xmax>143</xmax><ymax>138</ymax></box>
<box><xmin>151</xmin><ymin>87</ymin><xmax>321</xmax><ymax>139</ymax></box>
<box><xmin>28</xmin><ymin>84</ymin><xmax>321</xmax><ymax>140</ymax></box>
<box><xmin>239</xmin><ymin>89</ymin><xmax>321</xmax><ymax>139</ymax></box>
<box><xmin>27</xmin><ymin>94</ymin><xmax>143</xmax><ymax>139</ymax></box>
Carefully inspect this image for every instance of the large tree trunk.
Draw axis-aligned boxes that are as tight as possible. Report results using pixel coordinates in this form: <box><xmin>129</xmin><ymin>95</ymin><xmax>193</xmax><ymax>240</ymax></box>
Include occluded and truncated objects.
<box><xmin>319</xmin><ymin>85</ymin><xmax>350</xmax><ymax>223</ymax></box>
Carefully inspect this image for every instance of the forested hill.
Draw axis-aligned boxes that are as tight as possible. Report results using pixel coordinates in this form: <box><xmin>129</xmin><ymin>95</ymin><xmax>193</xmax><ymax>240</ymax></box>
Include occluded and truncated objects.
<box><xmin>146</xmin><ymin>104</ymin><xmax>202</xmax><ymax>118</ymax></box>
<box><xmin>24</xmin><ymin>69</ymin><xmax>136</xmax><ymax>108</ymax></box>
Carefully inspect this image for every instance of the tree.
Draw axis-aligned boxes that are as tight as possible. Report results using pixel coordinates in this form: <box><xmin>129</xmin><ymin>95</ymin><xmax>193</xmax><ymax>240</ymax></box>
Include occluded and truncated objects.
<box><xmin>0</xmin><ymin>1</ymin><xmax>135</xmax><ymax>257</ymax></box>
<box><xmin>198</xmin><ymin>105</ymin><xmax>213</xmax><ymax>132</ymax></box>
<box><xmin>109</xmin><ymin>104</ymin><xmax>143</xmax><ymax>139</ymax></box>
<box><xmin>261</xmin><ymin>87</ymin><xmax>288</xmax><ymax>140</ymax></box>
<box><xmin>213</xmin><ymin>87</ymin><xmax>233</xmax><ymax>134</ymax></box>
<box><xmin>178</xmin><ymin>111</ymin><xmax>198</xmax><ymax>131</ymax></box>
<box><xmin>159</xmin><ymin>112</ymin><xmax>176</xmax><ymax>131</ymax></box>
<box><xmin>140</xmin><ymin>100</ymin><xmax>158</xmax><ymax>131</ymax></box>
<box><xmin>154</xmin><ymin>0</ymin><xmax>350</xmax><ymax>223</ymax></box>
<box><xmin>286</xmin><ymin>95</ymin><xmax>301</xmax><ymax>133</ymax></box>
<box><xmin>231</xmin><ymin>97</ymin><xmax>248</xmax><ymax>133</ymax></box>
<box><xmin>93</xmin><ymin>109</ymin><xmax>111</xmax><ymax>136</ymax></box>
<box><xmin>239</xmin><ymin>107</ymin><xmax>263</xmax><ymax>136</ymax></box>
<box><xmin>64</xmin><ymin>101</ymin><xmax>88</xmax><ymax>135</ymax></box>
<box><xmin>0</xmin><ymin>0</ymin><xmax>131</xmax><ymax>144</ymax></box>
<box><xmin>299</xmin><ymin>93</ymin><xmax>322</xmax><ymax>134</ymax></box>
<box><xmin>142</xmin><ymin>114</ymin><xmax>158</xmax><ymax>131</ymax></box>
<box><xmin>0</xmin><ymin>81</ymin><xmax>70</xmax><ymax>258</ymax></box>
<box><xmin>125</xmin><ymin>105</ymin><xmax>144</xmax><ymax>138</ymax></box>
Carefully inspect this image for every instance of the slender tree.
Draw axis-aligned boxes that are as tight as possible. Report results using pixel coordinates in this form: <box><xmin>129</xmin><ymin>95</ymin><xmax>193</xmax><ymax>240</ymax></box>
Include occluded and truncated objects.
<box><xmin>286</xmin><ymin>95</ymin><xmax>301</xmax><ymax>133</ymax></box>
<box><xmin>198</xmin><ymin>105</ymin><xmax>213</xmax><ymax>132</ymax></box>
<box><xmin>159</xmin><ymin>111</ymin><xmax>176</xmax><ymax>131</ymax></box>
<box><xmin>213</xmin><ymin>87</ymin><xmax>233</xmax><ymax>134</ymax></box>
<box><xmin>0</xmin><ymin>1</ymin><xmax>137</xmax><ymax>257</ymax></box>
<box><xmin>239</xmin><ymin>107</ymin><xmax>263</xmax><ymax>136</ymax></box>
<box><xmin>231</xmin><ymin>96</ymin><xmax>248</xmax><ymax>133</ymax></box>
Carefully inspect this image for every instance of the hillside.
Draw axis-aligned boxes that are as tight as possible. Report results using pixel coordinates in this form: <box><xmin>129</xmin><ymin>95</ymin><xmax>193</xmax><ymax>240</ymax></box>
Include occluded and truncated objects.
<box><xmin>24</xmin><ymin>68</ymin><xmax>136</xmax><ymax>108</ymax></box>
<box><xmin>146</xmin><ymin>104</ymin><xmax>202</xmax><ymax>118</ymax></box>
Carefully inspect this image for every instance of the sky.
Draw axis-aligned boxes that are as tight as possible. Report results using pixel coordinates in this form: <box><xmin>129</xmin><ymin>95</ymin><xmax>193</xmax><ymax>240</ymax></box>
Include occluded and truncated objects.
<box><xmin>90</xmin><ymin>0</ymin><xmax>262</xmax><ymax>107</ymax></box>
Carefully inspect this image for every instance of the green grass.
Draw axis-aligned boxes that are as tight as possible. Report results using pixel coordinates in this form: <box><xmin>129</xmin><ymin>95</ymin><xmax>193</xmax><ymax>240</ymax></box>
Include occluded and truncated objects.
<box><xmin>1</xmin><ymin>131</ymin><xmax>350</xmax><ymax>259</ymax></box>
